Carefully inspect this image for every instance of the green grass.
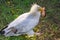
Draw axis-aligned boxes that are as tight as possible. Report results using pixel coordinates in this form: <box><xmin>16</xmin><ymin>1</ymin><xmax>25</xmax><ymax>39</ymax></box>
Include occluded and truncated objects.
<box><xmin>0</xmin><ymin>0</ymin><xmax>60</xmax><ymax>40</ymax></box>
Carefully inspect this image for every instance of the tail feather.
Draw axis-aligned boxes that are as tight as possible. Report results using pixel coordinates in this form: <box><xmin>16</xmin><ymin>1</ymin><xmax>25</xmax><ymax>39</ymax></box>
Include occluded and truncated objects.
<box><xmin>0</xmin><ymin>30</ymin><xmax>5</xmax><ymax>34</ymax></box>
<box><xmin>0</xmin><ymin>25</ymin><xmax>8</xmax><ymax>35</ymax></box>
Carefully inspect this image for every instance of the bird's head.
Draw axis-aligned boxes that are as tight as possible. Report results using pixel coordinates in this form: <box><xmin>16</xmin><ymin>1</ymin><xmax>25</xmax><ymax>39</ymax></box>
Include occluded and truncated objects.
<box><xmin>30</xmin><ymin>4</ymin><xmax>46</xmax><ymax>17</ymax></box>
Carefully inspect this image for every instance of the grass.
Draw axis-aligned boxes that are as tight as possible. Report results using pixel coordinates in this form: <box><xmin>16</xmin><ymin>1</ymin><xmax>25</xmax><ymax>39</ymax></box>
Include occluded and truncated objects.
<box><xmin>0</xmin><ymin>0</ymin><xmax>60</xmax><ymax>40</ymax></box>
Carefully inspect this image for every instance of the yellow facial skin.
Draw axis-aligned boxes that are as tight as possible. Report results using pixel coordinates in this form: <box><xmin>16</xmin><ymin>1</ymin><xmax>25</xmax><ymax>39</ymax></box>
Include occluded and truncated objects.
<box><xmin>39</xmin><ymin>7</ymin><xmax>46</xmax><ymax>17</ymax></box>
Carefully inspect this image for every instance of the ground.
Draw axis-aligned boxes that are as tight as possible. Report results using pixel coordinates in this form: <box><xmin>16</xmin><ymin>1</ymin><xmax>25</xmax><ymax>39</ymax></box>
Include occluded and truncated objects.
<box><xmin>0</xmin><ymin>0</ymin><xmax>60</xmax><ymax>40</ymax></box>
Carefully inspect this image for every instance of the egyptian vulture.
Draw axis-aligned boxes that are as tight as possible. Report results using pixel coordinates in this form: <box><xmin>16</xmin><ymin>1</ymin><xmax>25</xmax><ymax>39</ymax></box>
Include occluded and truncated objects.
<box><xmin>0</xmin><ymin>4</ymin><xmax>45</xmax><ymax>37</ymax></box>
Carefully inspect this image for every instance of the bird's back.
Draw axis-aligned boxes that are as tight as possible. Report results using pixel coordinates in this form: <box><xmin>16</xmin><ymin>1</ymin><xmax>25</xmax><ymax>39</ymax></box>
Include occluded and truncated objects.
<box><xmin>8</xmin><ymin>13</ymin><xmax>30</xmax><ymax>28</ymax></box>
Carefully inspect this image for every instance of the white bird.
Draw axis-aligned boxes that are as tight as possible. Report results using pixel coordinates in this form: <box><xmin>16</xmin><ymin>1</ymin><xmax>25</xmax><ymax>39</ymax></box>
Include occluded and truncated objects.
<box><xmin>0</xmin><ymin>4</ymin><xmax>45</xmax><ymax>37</ymax></box>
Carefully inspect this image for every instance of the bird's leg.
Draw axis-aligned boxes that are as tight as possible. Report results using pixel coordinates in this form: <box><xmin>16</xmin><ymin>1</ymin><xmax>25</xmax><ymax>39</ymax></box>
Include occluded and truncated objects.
<box><xmin>26</xmin><ymin>30</ymin><xmax>34</xmax><ymax>37</ymax></box>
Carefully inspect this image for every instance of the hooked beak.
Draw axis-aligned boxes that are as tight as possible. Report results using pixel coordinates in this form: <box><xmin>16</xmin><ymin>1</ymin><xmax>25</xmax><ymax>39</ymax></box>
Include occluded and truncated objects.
<box><xmin>39</xmin><ymin>7</ymin><xmax>46</xmax><ymax>17</ymax></box>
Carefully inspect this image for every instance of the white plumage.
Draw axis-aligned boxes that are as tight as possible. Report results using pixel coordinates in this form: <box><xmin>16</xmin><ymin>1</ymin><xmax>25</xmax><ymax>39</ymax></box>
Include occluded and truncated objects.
<box><xmin>1</xmin><ymin>4</ymin><xmax>43</xmax><ymax>37</ymax></box>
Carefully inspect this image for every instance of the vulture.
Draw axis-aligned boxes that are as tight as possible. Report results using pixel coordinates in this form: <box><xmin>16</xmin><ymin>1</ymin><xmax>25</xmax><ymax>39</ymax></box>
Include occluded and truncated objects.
<box><xmin>0</xmin><ymin>4</ymin><xmax>45</xmax><ymax>37</ymax></box>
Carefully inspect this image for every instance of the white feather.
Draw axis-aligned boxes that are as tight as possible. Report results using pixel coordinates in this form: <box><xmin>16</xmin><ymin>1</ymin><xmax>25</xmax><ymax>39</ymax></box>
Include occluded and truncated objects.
<box><xmin>3</xmin><ymin>4</ymin><xmax>41</xmax><ymax>37</ymax></box>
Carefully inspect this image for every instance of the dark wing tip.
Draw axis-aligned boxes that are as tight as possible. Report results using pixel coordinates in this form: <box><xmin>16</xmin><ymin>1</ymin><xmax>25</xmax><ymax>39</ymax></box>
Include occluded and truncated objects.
<box><xmin>0</xmin><ymin>25</ymin><xmax>8</xmax><ymax>35</ymax></box>
<box><xmin>0</xmin><ymin>31</ymin><xmax>5</xmax><ymax>34</ymax></box>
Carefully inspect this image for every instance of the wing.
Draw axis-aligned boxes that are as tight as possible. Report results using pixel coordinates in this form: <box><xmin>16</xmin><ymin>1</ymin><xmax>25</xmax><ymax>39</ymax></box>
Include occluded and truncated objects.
<box><xmin>2</xmin><ymin>13</ymin><xmax>29</xmax><ymax>33</ymax></box>
<box><xmin>7</xmin><ymin>13</ymin><xmax>29</xmax><ymax>28</ymax></box>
